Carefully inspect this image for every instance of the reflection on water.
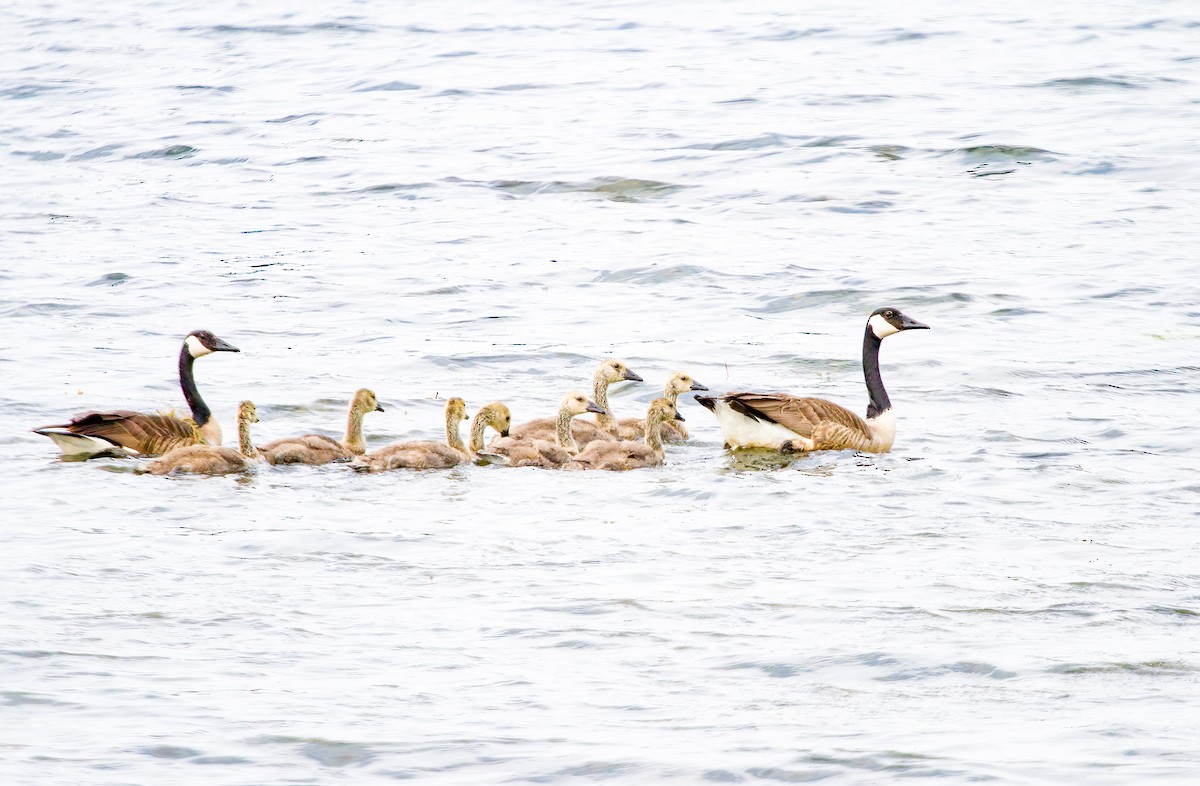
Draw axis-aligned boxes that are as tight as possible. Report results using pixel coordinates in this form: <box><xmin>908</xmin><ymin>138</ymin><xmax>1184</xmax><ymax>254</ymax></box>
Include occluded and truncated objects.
<box><xmin>3</xmin><ymin>0</ymin><xmax>1200</xmax><ymax>783</ymax></box>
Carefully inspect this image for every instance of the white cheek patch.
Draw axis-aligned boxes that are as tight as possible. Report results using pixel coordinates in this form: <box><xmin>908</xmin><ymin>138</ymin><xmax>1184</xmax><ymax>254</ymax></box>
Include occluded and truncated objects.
<box><xmin>185</xmin><ymin>334</ymin><xmax>212</xmax><ymax>358</ymax></box>
<box><xmin>868</xmin><ymin>314</ymin><xmax>900</xmax><ymax>339</ymax></box>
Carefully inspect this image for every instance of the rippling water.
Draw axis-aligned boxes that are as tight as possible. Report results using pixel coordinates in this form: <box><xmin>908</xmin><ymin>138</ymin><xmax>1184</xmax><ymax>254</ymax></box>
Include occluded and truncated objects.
<box><xmin>4</xmin><ymin>1</ymin><xmax>1200</xmax><ymax>783</ymax></box>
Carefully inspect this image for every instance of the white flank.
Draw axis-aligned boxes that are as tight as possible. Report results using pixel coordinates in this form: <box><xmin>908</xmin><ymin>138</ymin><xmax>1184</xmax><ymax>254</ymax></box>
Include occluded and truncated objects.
<box><xmin>185</xmin><ymin>334</ymin><xmax>212</xmax><ymax>358</ymax></box>
<box><xmin>868</xmin><ymin>313</ymin><xmax>899</xmax><ymax>339</ymax></box>
<box><xmin>36</xmin><ymin>430</ymin><xmax>133</xmax><ymax>458</ymax></box>
<box><xmin>866</xmin><ymin>408</ymin><xmax>898</xmax><ymax>450</ymax></box>
<box><xmin>711</xmin><ymin>401</ymin><xmax>803</xmax><ymax>449</ymax></box>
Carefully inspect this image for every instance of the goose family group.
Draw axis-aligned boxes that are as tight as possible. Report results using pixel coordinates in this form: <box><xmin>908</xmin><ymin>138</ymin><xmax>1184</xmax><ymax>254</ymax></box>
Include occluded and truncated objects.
<box><xmin>33</xmin><ymin>307</ymin><xmax>929</xmax><ymax>476</ymax></box>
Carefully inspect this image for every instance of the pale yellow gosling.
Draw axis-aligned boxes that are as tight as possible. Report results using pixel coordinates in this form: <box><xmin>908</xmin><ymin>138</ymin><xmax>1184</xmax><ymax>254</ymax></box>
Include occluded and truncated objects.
<box><xmin>614</xmin><ymin>371</ymin><xmax>708</xmax><ymax>442</ymax></box>
<box><xmin>351</xmin><ymin>397</ymin><xmax>469</xmax><ymax>472</ymax></box>
<box><xmin>508</xmin><ymin>358</ymin><xmax>642</xmax><ymax>446</ymax></box>
<box><xmin>260</xmin><ymin>388</ymin><xmax>384</xmax><ymax>466</ymax></box>
<box><xmin>566</xmin><ymin>397</ymin><xmax>680</xmax><ymax>472</ymax></box>
<box><xmin>490</xmin><ymin>391</ymin><xmax>606</xmax><ymax>468</ymax></box>
<box><xmin>143</xmin><ymin>400</ymin><xmax>261</xmax><ymax>476</ymax></box>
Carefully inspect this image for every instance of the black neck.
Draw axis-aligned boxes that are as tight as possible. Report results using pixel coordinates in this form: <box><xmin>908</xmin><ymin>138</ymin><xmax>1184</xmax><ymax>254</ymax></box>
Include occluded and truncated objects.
<box><xmin>178</xmin><ymin>345</ymin><xmax>211</xmax><ymax>427</ymax></box>
<box><xmin>863</xmin><ymin>327</ymin><xmax>890</xmax><ymax>419</ymax></box>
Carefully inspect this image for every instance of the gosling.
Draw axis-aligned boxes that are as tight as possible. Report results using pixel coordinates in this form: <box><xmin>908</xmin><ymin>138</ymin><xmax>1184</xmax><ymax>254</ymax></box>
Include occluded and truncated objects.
<box><xmin>508</xmin><ymin>358</ymin><xmax>641</xmax><ymax>445</ymax></box>
<box><xmin>259</xmin><ymin>388</ymin><xmax>384</xmax><ymax>466</ymax></box>
<box><xmin>613</xmin><ymin>371</ymin><xmax>707</xmax><ymax>442</ymax></box>
<box><xmin>350</xmin><ymin>398</ymin><xmax>469</xmax><ymax>471</ymax></box>
<box><xmin>565</xmin><ymin>397</ymin><xmax>681</xmax><ymax>471</ymax></box>
<box><xmin>490</xmin><ymin>391</ymin><xmax>606</xmax><ymax>468</ymax></box>
<box><xmin>142</xmin><ymin>400</ymin><xmax>262</xmax><ymax>476</ymax></box>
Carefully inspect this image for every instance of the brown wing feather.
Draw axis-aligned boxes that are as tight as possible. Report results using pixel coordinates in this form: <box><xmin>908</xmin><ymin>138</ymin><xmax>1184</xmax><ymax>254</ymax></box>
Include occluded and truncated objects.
<box><xmin>720</xmin><ymin>393</ymin><xmax>870</xmax><ymax>441</ymax></box>
<box><xmin>54</xmin><ymin>410</ymin><xmax>204</xmax><ymax>455</ymax></box>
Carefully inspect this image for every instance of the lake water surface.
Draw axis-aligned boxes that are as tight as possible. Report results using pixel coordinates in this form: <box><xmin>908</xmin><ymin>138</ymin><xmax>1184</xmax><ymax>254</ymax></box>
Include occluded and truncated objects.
<box><xmin>3</xmin><ymin>1</ymin><xmax>1200</xmax><ymax>783</ymax></box>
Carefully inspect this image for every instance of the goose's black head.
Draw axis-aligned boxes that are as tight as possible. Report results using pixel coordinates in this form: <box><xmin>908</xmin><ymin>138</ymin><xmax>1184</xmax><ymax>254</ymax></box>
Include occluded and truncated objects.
<box><xmin>866</xmin><ymin>307</ymin><xmax>929</xmax><ymax>340</ymax></box>
<box><xmin>184</xmin><ymin>329</ymin><xmax>240</xmax><ymax>358</ymax></box>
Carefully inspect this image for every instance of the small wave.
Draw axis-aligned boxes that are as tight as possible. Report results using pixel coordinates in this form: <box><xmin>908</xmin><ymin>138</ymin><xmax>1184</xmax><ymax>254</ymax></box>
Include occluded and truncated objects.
<box><xmin>948</xmin><ymin>144</ymin><xmax>1058</xmax><ymax>162</ymax></box>
<box><xmin>490</xmin><ymin>83</ymin><xmax>555</xmax><ymax>92</ymax></box>
<box><xmin>353</xmin><ymin>80</ymin><xmax>420</xmax><ymax>92</ymax></box>
<box><xmin>751</xmin><ymin>27</ymin><xmax>835</xmax><ymax>42</ymax></box>
<box><xmin>827</xmin><ymin>200</ymin><xmax>894</xmax><ymax>213</ymax></box>
<box><xmin>70</xmin><ymin>143</ymin><xmax>125</xmax><ymax>161</ymax></box>
<box><xmin>877</xmin><ymin>660</ymin><xmax>1017</xmax><ymax>681</ymax></box>
<box><xmin>86</xmin><ymin>272</ymin><xmax>132</xmax><ymax>287</ymax></box>
<box><xmin>876</xmin><ymin>29</ymin><xmax>958</xmax><ymax>44</ymax></box>
<box><xmin>138</xmin><ymin>745</ymin><xmax>203</xmax><ymax>760</ymax></box>
<box><xmin>1035</xmin><ymin>76</ymin><xmax>1149</xmax><ymax>90</ymax></box>
<box><xmin>686</xmin><ymin>133</ymin><xmax>802</xmax><ymax>151</ymax></box>
<box><xmin>751</xmin><ymin>288</ymin><xmax>867</xmax><ymax>313</ymax></box>
<box><xmin>181</xmin><ymin>22</ymin><xmax>375</xmax><ymax>36</ymax></box>
<box><xmin>265</xmin><ymin>112</ymin><xmax>324</xmax><ymax>124</ymax></box>
<box><xmin>594</xmin><ymin>264</ymin><xmax>718</xmax><ymax>284</ymax></box>
<box><xmin>2</xmin><ymin>691</ymin><xmax>76</xmax><ymax>707</ymax></box>
<box><xmin>248</xmin><ymin>735</ymin><xmax>378</xmax><ymax>766</ymax></box>
<box><xmin>173</xmin><ymin>84</ymin><xmax>236</xmax><ymax>94</ymax></box>
<box><xmin>1047</xmin><ymin>660</ymin><xmax>1199</xmax><ymax>675</ymax></box>
<box><xmin>870</xmin><ymin>144</ymin><xmax>908</xmax><ymax>160</ymax></box>
<box><xmin>480</xmin><ymin>177</ymin><xmax>687</xmax><ymax>202</ymax></box>
<box><xmin>128</xmin><ymin>145</ymin><xmax>197</xmax><ymax>160</ymax></box>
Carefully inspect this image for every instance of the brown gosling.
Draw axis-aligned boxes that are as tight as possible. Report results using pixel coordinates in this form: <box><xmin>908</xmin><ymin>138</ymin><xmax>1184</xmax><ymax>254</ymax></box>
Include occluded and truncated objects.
<box><xmin>490</xmin><ymin>391</ymin><xmax>606</xmax><ymax>468</ymax></box>
<box><xmin>508</xmin><ymin>358</ymin><xmax>642</xmax><ymax>445</ymax></box>
<box><xmin>142</xmin><ymin>400</ymin><xmax>261</xmax><ymax>476</ymax></box>
<box><xmin>565</xmin><ymin>397</ymin><xmax>681</xmax><ymax>472</ymax></box>
<box><xmin>350</xmin><ymin>397</ymin><xmax>470</xmax><ymax>471</ymax></box>
<box><xmin>34</xmin><ymin>329</ymin><xmax>240</xmax><ymax>458</ymax></box>
<box><xmin>466</xmin><ymin>401</ymin><xmax>513</xmax><ymax>464</ymax></box>
<box><xmin>259</xmin><ymin>388</ymin><xmax>384</xmax><ymax>466</ymax></box>
<box><xmin>613</xmin><ymin>371</ymin><xmax>708</xmax><ymax>442</ymax></box>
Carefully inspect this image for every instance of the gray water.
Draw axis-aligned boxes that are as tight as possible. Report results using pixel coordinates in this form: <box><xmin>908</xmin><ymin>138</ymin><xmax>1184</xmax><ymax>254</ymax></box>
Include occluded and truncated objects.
<box><xmin>3</xmin><ymin>0</ymin><xmax>1200</xmax><ymax>783</ymax></box>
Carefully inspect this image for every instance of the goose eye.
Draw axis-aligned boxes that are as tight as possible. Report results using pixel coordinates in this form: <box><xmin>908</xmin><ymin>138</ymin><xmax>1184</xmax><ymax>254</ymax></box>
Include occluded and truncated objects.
<box><xmin>884</xmin><ymin>310</ymin><xmax>894</xmax><ymax>319</ymax></box>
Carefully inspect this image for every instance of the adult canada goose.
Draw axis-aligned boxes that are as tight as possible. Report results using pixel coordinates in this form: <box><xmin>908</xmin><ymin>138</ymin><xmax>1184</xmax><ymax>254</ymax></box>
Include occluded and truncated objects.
<box><xmin>613</xmin><ymin>372</ymin><xmax>708</xmax><ymax>442</ymax></box>
<box><xmin>508</xmin><ymin>358</ymin><xmax>642</xmax><ymax>445</ymax></box>
<box><xmin>490</xmin><ymin>391</ymin><xmax>606</xmax><ymax>468</ymax></box>
<box><xmin>142</xmin><ymin>400</ymin><xmax>261</xmax><ymax>476</ymax></box>
<box><xmin>34</xmin><ymin>329</ymin><xmax>240</xmax><ymax>458</ymax></box>
<box><xmin>566</xmin><ymin>397</ymin><xmax>682</xmax><ymax>471</ymax></box>
<box><xmin>259</xmin><ymin>388</ymin><xmax>384</xmax><ymax>466</ymax></box>
<box><xmin>697</xmin><ymin>307</ymin><xmax>929</xmax><ymax>453</ymax></box>
<box><xmin>350</xmin><ymin>397</ymin><xmax>469</xmax><ymax>471</ymax></box>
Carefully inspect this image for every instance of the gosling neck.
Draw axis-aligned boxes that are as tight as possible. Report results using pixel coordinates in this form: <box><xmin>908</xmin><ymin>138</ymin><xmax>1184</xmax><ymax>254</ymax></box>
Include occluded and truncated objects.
<box><xmin>238</xmin><ymin>416</ymin><xmax>259</xmax><ymax>460</ymax></box>
<box><xmin>446</xmin><ymin>410</ymin><xmax>466</xmax><ymax>453</ymax></box>
<box><xmin>469</xmin><ymin>412</ymin><xmax>491</xmax><ymax>456</ymax></box>
<box><xmin>642</xmin><ymin>415</ymin><xmax>666</xmax><ymax>453</ymax></box>
<box><xmin>343</xmin><ymin>403</ymin><xmax>368</xmax><ymax>455</ymax></box>
<box><xmin>592</xmin><ymin>373</ymin><xmax>615</xmax><ymax>432</ymax></box>
<box><xmin>557</xmin><ymin>409</ymin><xmax>579</xmax><ymax>454</ymax></box>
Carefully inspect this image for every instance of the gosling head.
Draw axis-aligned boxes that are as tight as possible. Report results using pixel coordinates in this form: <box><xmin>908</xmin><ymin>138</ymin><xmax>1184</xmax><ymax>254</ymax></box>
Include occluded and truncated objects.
<box><xmin>667</xmin><ymin>372</ymin><xmax>708</xmax><ymax>396</ymax></box>
<box><xmin>445</xmin><ymin>397</ymin><xmax>468</xmax><ymax>422</ymax></box>
<box><xmin>237</xmin><ymin>400</ymin><xmax>259</xmax><ymax>424</ymax></box>
<box><xmin>867</xmin><ymin>307</ymin><xmax>930</xmax><ymax>340</ymax></box>
<box><xmin>352</xmin><ymin>388</ymin><xmax>385</xmax><ymax>414</ymax></box>
<box><xmin>183</xmin><ymin>329</ymin><xmax>240</xmax><ymax>358</ymax></box>
<box><xmin>647</xmin><ymin>397</ymin><xmax>682</xmax><ymax>425</ymax></box>
<box><xmin>478</xmin><ymin>402</ymin><xmax>512</xmax><ymax>437</ymax></box>
<box><xmin>561</xmin><ymin>391</ymin><xmax>607</xmax><ymax>418</ymax></box>
<box><xmin>599</xmin><ymin>358</ymin><xmax>643</xmax><ymax>384</ymax></box>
